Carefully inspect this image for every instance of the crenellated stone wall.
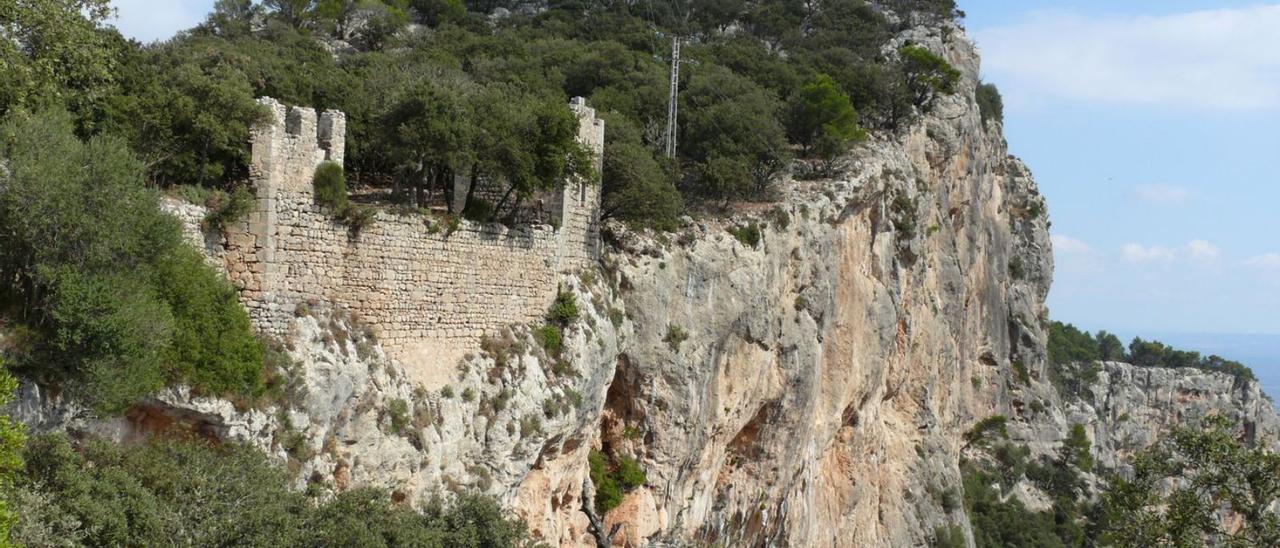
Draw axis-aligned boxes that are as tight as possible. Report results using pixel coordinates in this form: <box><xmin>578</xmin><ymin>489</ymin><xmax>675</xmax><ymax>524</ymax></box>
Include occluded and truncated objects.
<box><xmin>181</xmin><ymin>97</ymin><xmax>604</xmax><ymax>377</ymax></box>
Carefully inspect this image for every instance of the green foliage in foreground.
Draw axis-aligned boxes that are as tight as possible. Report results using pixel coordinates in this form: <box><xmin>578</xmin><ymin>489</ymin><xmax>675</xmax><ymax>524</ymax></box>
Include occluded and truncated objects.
<box><xmin>961</xmin><ymin>412</ymin><xmax>1280</xmax><ymax>548</ymax></box>
<box><xmin>962</xmin><ymin>419</ymin><xmax>1095</xmax><ymax>548</ymax></box>
<box><xmin>1098</xmin><ymin>417</ymin><xmax>1280</xmax><ymax>547</ymax></box>
<box><xmin>0</xmin><ymin>109</ymin><xmax>263</xmax><ymax>413</ymax></box>
<box><xmin>4</xmin><ymin>432</ymin><xmax>537</xmax><ymax>547</ymax></box>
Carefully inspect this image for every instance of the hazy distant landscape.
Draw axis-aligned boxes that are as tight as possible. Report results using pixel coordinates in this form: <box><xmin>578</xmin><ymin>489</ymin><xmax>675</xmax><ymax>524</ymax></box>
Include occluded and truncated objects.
<box><xmin>1145</xmin><ymin>332</ymin><xmax>1280</xmax><ymax>402</ymax></box>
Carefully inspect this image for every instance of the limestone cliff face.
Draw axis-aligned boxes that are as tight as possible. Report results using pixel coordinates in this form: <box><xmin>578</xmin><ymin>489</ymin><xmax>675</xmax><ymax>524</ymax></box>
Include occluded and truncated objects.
<box><xmin>587</xmin><ymin>24</ymin><xmax>1052</xmax><ymax>547</ymax></box>
<box><xmin>1013</xmin><ymin>361</ymin><xmax>1280</xmax><ymax>475</ymax></box>
<box><xmin>11</xmin><ymin>20</ymin><xmax>1280</xmax><ymax>548</ymax></box>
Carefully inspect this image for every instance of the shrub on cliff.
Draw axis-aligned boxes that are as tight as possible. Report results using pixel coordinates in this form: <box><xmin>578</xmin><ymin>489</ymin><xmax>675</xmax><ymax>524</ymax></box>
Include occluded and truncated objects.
<box><xmin>976</xmin><ymin>82</ymin><xmax>1004</xmax><ymax>125</ymax></box>
<box><xmin>0</xmin><ymin>109</ymin><xmax>264</xmax><ymax>413</ymax></box>
<box><xmin>589</xmin><ymin>449</ymin><xmax>647</xmax><ymax>514</ymax></box>
<box><xmin>547</xmin><ymin>287</ymin><xmax>580</xmax><ymax>326</ymax></box>
<box><xmin>899</xmin><ymin>45</ymin><xmax>962</xmax><ymax>110</ymax></box>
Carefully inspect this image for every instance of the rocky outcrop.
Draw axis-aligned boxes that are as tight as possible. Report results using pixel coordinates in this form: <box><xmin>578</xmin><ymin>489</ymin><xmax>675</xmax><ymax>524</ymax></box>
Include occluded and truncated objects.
<box><xmin>1011</xmin><ymin>361</ymin><xmax>1280</xmax><ymax>473</ymax></box>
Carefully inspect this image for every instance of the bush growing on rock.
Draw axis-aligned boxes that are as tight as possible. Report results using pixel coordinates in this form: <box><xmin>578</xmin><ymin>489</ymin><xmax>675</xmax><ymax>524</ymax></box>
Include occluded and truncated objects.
<box><xmin>976</xmin><ymin>82</ymin><xmax>1004</xmax><ymax>125</ymax></box>
<box><xmin>534</xmin><ymin>325</ymin><xmax>563</xmax><ymax>356</ymax></box>
<box><xmin>546</xmin><ymin>287</ymin><xmax>580</xmax><ymax>326</ymax></box>
<box><xmin>589</xmin><ymin>449</ymin><xmax>648</xmax><ymax>514</ymax></box>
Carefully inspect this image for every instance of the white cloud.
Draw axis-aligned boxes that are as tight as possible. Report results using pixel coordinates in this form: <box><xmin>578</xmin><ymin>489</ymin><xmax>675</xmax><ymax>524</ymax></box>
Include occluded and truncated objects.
<box><xmin>1186</xmin><ymin>239</ymin><xmax>1221</xmax><ymax>263</ymax></box>
<box><xmin>109</xmin><ymin>0</ymin><xmax>212</xmax><ymax>43</ymax></box>
<box><xmin>1052</xmin><ymin>234</ymin><xmax>1091</xmax><ymax>254</ymax></box>
<box><xmin>1245</xmin><ymin>253</ymin><xmax>1280</xmax><ymax>269</ymax></box>
<box><xmin>975</xmin><ymin>5</ymin><xmax>1280</xmax><ymax>110</ymax></box>
<box><xmin>1122</xmin><ymin>243</ymin><xmax>1177</xmax><ymax>264</ymax></box>
<box><xmin>1120</xmin><ymin>240</ymin><xmax>1223</xmax><ymax>265</ymax></box>
<box><xmin>1135</xmin><ymin>184</ymin><xmax>1192</xmax><ymax>205</ymax></box>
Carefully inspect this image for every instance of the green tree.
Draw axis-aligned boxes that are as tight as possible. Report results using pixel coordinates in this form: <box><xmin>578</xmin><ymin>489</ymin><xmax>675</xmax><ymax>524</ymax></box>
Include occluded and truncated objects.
<box><xmin>1062</xmin><ymin>424</ymin><xmax>1093</xmax><ymax>472</ymax></box>
<box><xmin>263</xmin><ymin>0</ymin><xmax>318</xmax><ymax>28</ymax></box>
<box><xmin>1095</xmin><ymin>331</ymin><xmax>1124</xmax><ymax>361</ymax></box>
<box><xmin>0</xmin><ymin>109</ymin><xmax>263</xmax><ymax>413</ymax></box>
<box><xmin>201</xmin><ymin>0</ymin><xmax>263</xmax><ymax>37</ymax></box>
<box><xmin>789</xmin><ymin>73</ymin><xmax>865</xmax><ymax>169</ymax></box>
<box><xmin>412</xmin><ymin>0</ymin><xmax>468</xmax><ymax>27</ymax></box>
<box><xmin>899</xmin><ymin>44</ymin><xmax>961</xmax><ymax>110</ymax></box>
<box><xmin>598</xmin><ymin>112</ymin><xmax>682</xmax><ymax>230</ymax></box>
<box><xmin>1127</xmin><ymin>337</ymin><xmax>1167</xmax><ymax>368</ymax></box>
<box><xmin>1100</xmin><ymin>417</ymin><xmax>1280</xmax><ymax>547</ymax></box>
<box><xmin>681</xmin><ymin>66</ymin><xmax>790</xmax><ymax>201</ymax></box>
<box><xmin>384</xmin><ymin>79</ymin><xmax>474</xmax><ymax>208</ymax></box>
<box><xmin>97</xmin><ymin>35</ymin><xmax>272</xmax><ymax>186</ymax></box>
<box><xmin>0</xmin><ymin>0</ymin><xmax>118</xmax><ymax>120</ymax></box>
<box><xmin>1047</xmin><ymin>322</ymin><xmax>1100</xmax><ymax>365</ymax></box>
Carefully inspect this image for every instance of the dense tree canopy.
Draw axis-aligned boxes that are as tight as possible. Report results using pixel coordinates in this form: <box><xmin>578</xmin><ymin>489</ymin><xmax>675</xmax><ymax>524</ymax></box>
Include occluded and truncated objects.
<box><xmin>0</xmin><ymin>0</ymin><xmax>966</xmax><ymax>225</ymax></box>
<box><xmin>0</xmin><ymin>109</ymin><xmax>263</xmax><ymax>413</ymax></box>
<box><xmin>1047</xmin><ymin>321</ymin><xmax>1255</xmax><ymax>382</ymax></box>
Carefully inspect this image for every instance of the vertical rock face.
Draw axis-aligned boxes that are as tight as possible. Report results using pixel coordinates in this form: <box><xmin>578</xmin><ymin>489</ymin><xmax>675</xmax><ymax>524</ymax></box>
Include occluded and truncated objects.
<box><xmin>1020</xmin><ymin>361</ymin><xmax>1280</xmax><ymax>474</ymax></box>
<box><xmin>595</xmin><ymin>23</ymin><xmax>1052</xmax><ymax>547</ymax></box>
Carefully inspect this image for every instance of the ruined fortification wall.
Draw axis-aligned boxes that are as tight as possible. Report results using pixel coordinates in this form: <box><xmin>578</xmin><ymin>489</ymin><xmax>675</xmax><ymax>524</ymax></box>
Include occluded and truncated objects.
<box><xmin>184</xmin><ymin>97</ymin><xmax>603</xmax><ymax>373</ymax></box>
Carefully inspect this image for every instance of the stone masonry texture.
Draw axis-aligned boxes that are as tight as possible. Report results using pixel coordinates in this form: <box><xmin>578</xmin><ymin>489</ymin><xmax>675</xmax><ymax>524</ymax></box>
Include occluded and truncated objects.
<box><xmin>170</xmin><ymin>96</ymin><xmax>604</xmax><ymax>370</ymax></box>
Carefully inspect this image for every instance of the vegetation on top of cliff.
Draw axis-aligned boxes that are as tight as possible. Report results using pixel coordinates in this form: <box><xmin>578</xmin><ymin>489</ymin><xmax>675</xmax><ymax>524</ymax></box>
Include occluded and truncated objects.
<box><xmin>2</xmin><ymin>0</ymin><xmax>965</xmax><ymax>230</ymax></box>
<box><xmin>0</xmin><ymin>109</ymin><xmax>265</xmax><ymax>414</ymax></box>
<box><xmin>1048</xmin><ymin>321</ymin><xmax>1257</xmax><ymax>383</ymax></box>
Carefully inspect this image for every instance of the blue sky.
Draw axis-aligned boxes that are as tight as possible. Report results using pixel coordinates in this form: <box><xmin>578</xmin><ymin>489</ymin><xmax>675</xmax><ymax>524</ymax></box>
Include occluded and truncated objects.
<box><xmin>108</xmin><ymin>1</ymin><xmax>1280</xmax><ymax>336</ymax></box>
<box><xmin>964</xmin><ymin>1</ymin><xmax>1280</xmax><ymax>336</ymax></box>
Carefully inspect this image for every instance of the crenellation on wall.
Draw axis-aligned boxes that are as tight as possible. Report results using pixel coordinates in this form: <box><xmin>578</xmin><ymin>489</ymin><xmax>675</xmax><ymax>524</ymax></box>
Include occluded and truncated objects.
<box><xmin>188</xmin><ymin>96</ymin><xmax>603</xmax><ymax>375</ymax></box>
<box><xmin>318</xmin><ymin>110</ymin><xmax>346</xmax><ymax>164</ymax></box>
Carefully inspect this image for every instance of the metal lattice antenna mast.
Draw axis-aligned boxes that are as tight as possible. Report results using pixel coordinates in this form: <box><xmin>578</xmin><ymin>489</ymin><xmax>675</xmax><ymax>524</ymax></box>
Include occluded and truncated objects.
<box><xmin>664</xmin><ymin>36</ymin><xmax>681</xmax><ymax>158</ymax></box>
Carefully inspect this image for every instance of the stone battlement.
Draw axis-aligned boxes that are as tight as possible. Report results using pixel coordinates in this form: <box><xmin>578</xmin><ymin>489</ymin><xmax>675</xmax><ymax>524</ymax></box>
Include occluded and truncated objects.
<box><xmin>180</xmin><ymin>97</ymin><xmax>603</xmax><ymax>377</ymax></box>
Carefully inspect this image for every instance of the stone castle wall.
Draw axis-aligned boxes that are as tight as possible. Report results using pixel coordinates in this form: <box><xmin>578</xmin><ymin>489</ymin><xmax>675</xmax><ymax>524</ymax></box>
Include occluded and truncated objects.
<box><xmin>185</xmin><ymin>97</ymin><xmax>603</xmax><ymax>372</ymax></box>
